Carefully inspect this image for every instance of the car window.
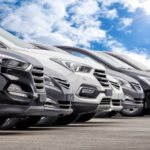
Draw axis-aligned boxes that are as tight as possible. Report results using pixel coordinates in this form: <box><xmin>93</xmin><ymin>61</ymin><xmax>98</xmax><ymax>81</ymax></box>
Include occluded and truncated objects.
<box><xmin>120</xmin><ymin>54</ymin><xmax>150</xmax><ymax>71</ymax></box>
<box><xmin>0</xmin><ymin>42</ymin><xmax>7</xmax><ymax>49</ymax></box>
<box><xmin>0</xmin><ymin>28</ymin><xmax>35</xmax><ymax>49</ymax></box>
<box><xmin>60</xmin><ymin>48</ymin><xmax>101</xmax><ymax>64</ymax></box>
<box><xmin>96</xmin><ymin>52</ymin><xmax>135</xmax><ymax>70</ymax></box>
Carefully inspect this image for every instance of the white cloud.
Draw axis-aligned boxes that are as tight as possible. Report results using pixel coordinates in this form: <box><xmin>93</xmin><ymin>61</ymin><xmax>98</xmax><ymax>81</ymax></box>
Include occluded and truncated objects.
<box><xmin>105</xmin><ymin>9</ymin><xmax>118</xmax><ymax>19</ymax></box>
<box><xmin>119</xmin><ymin>18</ymin><xmax>133</xmax><ymax>30</ymax></box>
<box><xmin>103</xmin><ymin>36</ymin><xmax>127</xmax><ymax>51</ymax></box>
<box><xmin>99</xmin><ymin>0</ymin><xmax>150</xmax><ymax>15</ymax></box>
<box><xmin>0</xmin><ymin>0</ymin><xmax>149</xmax><ymax>61</ymax></box>
<box><xmin>100</xmin><ymin>8</ymin><xmax>118</xmax><ymax>20</ymax></box>
<box><xmin>0</xmin><ymin>0</ymin><xmax>107</xmax><ymax>47</ymax></box>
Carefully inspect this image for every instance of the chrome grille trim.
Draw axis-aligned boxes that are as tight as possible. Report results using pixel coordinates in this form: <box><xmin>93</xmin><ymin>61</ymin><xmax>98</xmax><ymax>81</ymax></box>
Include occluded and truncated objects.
<box><xmin>94</xmin><ymin>69</ymin><xmax>109</xmax><ymax>87</ymax></box>
<box><xmin>32</xmin><ymin>66</ymin><xmax>44</xmax><ymax>92</ymax></box>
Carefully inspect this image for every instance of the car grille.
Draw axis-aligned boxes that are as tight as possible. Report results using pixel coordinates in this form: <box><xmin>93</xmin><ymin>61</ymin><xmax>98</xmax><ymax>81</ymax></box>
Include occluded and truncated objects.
<box><xmin>94</xmin><ymin>69</ymin><xmax>109</xmax><ymax>87</ymax></box>
<box><xmin>131</xmin><ymin>82</ymin><xmax>142</xmax><ymax>91</ymax></box>
<box><xmin>109</xmin><ymin>81</ymin><xmax>120</xmax><ymax>89</ymax></box>
<box><xmin>100</xmin><ymin>98</ymin><xmax>111</xmax><ymax>105</ymax></box>
<box><xmin>112</xmin><ymin>99</ymin><xmax>121</xmax><ymax>106</ymax></box>
<box><xmin>58</xmin><ymin>101</ymin><xmax>71</xmax><ymax>109</ymax></box>
<box><xmin>32</xmin><ymin>66</ymin><xmax>45</xmax><ymax>92</ymax></box>
<box><xmin>54</xmin><ymin>78</ymin><xmax>70</xmax><ymax>89</ymax></box>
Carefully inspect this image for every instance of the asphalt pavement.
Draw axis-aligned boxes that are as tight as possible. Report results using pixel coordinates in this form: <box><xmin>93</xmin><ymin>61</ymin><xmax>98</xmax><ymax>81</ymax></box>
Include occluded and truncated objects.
<box><xmin>0</xmin><ymin>117</ymin><xmax>150</xmax><ymax>150</ymax></box>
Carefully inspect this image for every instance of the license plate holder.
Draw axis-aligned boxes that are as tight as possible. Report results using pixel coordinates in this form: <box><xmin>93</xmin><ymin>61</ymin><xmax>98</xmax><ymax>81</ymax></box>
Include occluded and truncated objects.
<box><xmin>39</xmin><ymin>93</ymin><xmax>47</xmax><ymax>102</ymax></box>
<box><xmin>105</xmin><ymin>89</ymin><xmax>112</xmax><ymax>96</ymax></box>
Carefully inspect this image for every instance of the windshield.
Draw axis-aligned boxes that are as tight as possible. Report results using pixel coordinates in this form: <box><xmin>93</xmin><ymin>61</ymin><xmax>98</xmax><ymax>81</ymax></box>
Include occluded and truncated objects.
<box><xmin>0</xmin><ymin>28</ymin><xmax>36</xmax><ymax>49</ymax></box>
<box><xmin>96</xmin><ymin>52</ymin><xmax>135</xmax><ymax>69</ymax></box>
<box><xmin>119</xmin><ymin>54</ymin><xmax>150</xmax><ymax>71</ymax></box>
<box><xmin>32</xmin><ymin>43</ymin><xmax>68</xmax><ymax>54</ymax></box>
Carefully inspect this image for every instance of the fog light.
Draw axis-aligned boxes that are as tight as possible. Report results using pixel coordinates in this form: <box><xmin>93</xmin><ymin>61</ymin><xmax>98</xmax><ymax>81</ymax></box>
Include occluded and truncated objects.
<box><xmin>78</xmin><ymin>86</ymin><xmax>100</xmax><ymax>98</ymax></box>
<box><xmin>81</xmin><ymin>88</ymin><xmax>95</xmax><ymax>94</ymax></box>
<box><xmin>7</xmin><ymin>84</ymin><xmax>28</xmax><ymax>98</ymax></box>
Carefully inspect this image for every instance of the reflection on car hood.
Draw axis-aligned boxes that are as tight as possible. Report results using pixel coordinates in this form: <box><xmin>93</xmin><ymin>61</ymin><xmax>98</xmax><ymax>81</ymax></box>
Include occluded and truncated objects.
<box><xmin>107</xmin><ymin>69</ymin><xmax>141</xmax><ymax>84</ymax></box>
<box><xmin>0</xmin><ymin>47</ymin><xmax>43</xmax><ymax>68</ymax></box>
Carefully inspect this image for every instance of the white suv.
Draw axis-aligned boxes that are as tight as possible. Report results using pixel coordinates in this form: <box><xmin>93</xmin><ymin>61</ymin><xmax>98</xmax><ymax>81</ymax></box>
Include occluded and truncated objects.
<box><xmin>33</xmin><ymin>43</ymin><xmax>124</xmax><ymax>119</ymax></box>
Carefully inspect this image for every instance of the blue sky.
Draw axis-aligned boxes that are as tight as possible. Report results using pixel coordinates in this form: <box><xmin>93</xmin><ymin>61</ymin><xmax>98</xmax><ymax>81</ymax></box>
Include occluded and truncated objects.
<box><xmin>0</xmin><ymin>0</ymin><xmax>150</xmax><ymax>57</ymax></box>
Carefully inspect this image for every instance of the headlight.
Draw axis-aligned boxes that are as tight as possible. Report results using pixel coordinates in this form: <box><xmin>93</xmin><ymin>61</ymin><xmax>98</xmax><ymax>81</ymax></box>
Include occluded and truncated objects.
<box><xmin>51</xmin><ymin>58</ymin><xmax>92</xmax><ymax>73</ymax></box>
<box><xmin>115</xmin><ymin>77</ymin><xmax>132</xmax><ymax>89</ymax></box>
<box><xmin>138</xmin><ymin>76</ymin><xmax>150</xmax><ymax>85</ymax></box>
<box><xmin>1</xmin><ymin>58</ymin><xmax>30</xmax><ymax>70</ymax></box>
<box><xmin>45</xmin><ymin>75</ymin><xmax>55</xmax><ymax>87</ymax></box>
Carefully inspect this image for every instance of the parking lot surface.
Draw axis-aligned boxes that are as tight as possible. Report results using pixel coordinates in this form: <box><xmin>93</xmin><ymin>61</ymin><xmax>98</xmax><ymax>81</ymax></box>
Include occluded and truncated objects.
<box><xmin>0</xmin><ymin>117</ymin><xmax>150</xmax><ymax>150</ymax></box>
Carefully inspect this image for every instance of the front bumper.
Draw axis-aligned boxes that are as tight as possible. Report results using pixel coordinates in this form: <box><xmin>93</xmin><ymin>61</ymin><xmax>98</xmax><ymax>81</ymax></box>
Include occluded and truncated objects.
<box><xmin>122</xmin><ymin>99</ymin><xmax>143</xmax><ymax>109</ymax></box>
<box><xmin>0</xmin><ymin>103</ymin><xmax>73</xmax><ymax>117</ymax></box>
<box><xmin>96</xmin><ymin>98</ymin><xmax>123</xmax><ymax>113</ymax></box>
<box><xmin>21</xmin><ymin>105</ymin><xmax>73</xmax><ymax>116</ymax></box>
<box><xmin>69</xmin><ymin>72</ymin><xmax>112</xmax><ymax>104</ymax></box>
<box><xmin>71</xmin><ymin>101</ymin><xmax>98</xmax><ymax>114</ymax></box>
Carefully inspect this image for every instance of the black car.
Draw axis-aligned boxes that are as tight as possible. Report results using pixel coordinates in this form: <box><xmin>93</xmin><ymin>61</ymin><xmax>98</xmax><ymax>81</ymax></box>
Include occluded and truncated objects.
<box><xmin>105</xmin><ymin>52</ymin><xmax>150</xmax><ymax>114</ymax></box>
<box><xmin>36</xmin><ymin>67</ymin><xmax>74</xmax><ymax>126</ymax></box>
<box><xmin>55</xmin><ymin>46</ymin><xmax>144</xmax><ymax>117</ymax></box>
<box><xmin>0</xmin><ymin>47</ymin><xmax>73</xmax><ymax>129</ymax></box>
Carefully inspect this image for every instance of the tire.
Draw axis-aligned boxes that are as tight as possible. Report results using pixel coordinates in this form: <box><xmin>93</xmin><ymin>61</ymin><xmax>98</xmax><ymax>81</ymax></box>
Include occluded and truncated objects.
<box><xmin>76</xmin><ymin>112</ymin><xmax>96</xmax><ymax>123</ymax></box>
<box><xmin>15</xmin><ymin>116</ymin><xmax>41</xmax><ymax>129</ymax></box>
<box><xmin>120</xmin><ymin>107</ymin><xmax>144</xmax><ymax>117</ymax></box>
<box><xmin>52</xmin><ymin>114</ymin><xmax>79</xmax><ymax>126</ymax></box>
<box><xmin>36</xmin><ymin>116</ymin><xmax>58</xmax><ymax>127</ymax></box>
<box><xmin>0</xmin><ymin>117</ymin><xmax>18</xmax><ymax>130</ymax></box>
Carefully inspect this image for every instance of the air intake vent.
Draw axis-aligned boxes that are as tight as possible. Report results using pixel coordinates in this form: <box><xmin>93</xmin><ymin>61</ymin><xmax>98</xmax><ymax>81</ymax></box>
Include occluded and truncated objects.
<box><xmin>112</xmin><ymin>99</ymin><xmax>121</xmax><ymax>106</ymax></box>
<box><xmin>109</xmin><ymin>81</ymin><xmax>120</xmax><ymax>89</ymax></box>
<box><xmin>58</xmin><ymin>101</ymin><xmax>71</xmax><ymax>109</ymax></box>
<box><xmin>32</xmin><ymin>66</ymin><xmax>44</xmax><ymax>92</ymax></box>
<box><xmin>100</xmin><ymin>98</ymin><xmax>111</xmax><ymax>105</ymax></box>
<box><xmin>134</xmin><ymin>98</ymin><xmax>143</xmax><ymax>104</ymax></box>
<box><xmin>94</xmin><ymin>70</ymin><xmax>109</xmax><ymax>87</ymax></box>
<box><xmin>54</xmin><ymin>78</ymin><xmax>70</xmax><ymax>89</ymax></box>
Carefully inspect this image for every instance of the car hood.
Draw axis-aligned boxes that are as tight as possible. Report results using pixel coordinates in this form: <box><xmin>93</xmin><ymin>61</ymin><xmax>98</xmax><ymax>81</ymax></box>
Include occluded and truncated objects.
<box><xmin>106</xmin><ymin>69</ymin><xmax>140</xmax><ymax>84</ymax></box>
<box><xmin>7</xmin><ymin>46</ymin><xmax>106</xmax><ymax>71</ymax></box>
<box><xmin>120</xmin><ymin>68</ymin><xmax>150</xmax><ymax>78</ymax></box>
<box><xmin>0</xmin><ymin>47</ymin><xmax>43</xmax><ymax>68</ymax></box>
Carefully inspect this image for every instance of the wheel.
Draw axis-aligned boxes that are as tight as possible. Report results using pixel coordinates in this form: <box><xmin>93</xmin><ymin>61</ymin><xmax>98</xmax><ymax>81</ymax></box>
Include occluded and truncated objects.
<box><xmin>36</xmin><ymin>116</ymin><xmax>58</xmax><ymax>127</ymax></box>
<box><xmin>52</xmin><ymin>114</ymin><xmax>79</xmax><ymax>126</ymax></box>
<box><xmin>75</xmin><ymin>112</ymin><xmax>96</xmax><ymax>122</ymax></box>
<box><xmin>0</xmin><ymin>117</ymin><xmax>18</xmax><ymax>130</ymax></box>
<box><xmin>120</xmin><ymin>107</ymin><xmax>144</xmax><ymax>117</ymax></box>
<box><xmin>15</xmin><ymin>116</ymin><xmax>41</xmax><ymax>129</ymax></box>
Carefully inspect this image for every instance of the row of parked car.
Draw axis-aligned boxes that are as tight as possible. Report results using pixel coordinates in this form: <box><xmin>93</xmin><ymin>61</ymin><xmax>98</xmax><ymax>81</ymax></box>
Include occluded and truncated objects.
<box><xmin>0</xmin><ymin>27</ymin><xmax>149</xmax><ymax>129</ymax></box>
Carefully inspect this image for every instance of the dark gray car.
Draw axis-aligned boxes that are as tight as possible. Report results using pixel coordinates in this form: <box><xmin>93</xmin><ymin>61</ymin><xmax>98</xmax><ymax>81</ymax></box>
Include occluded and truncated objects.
<box><xmin>0</xmin><ymin>47</ymin><xmax>73</xmax><ymax>129</ymax></box>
